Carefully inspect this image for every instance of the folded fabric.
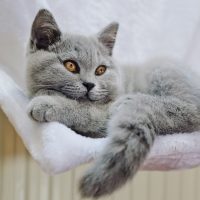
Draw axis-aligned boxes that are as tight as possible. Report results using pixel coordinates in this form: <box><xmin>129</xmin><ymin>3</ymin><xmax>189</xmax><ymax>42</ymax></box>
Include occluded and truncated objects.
<box><xmin>0</xmin><ymin>68</ymin><xmax>200</xmax><ymax>174</ymax></box>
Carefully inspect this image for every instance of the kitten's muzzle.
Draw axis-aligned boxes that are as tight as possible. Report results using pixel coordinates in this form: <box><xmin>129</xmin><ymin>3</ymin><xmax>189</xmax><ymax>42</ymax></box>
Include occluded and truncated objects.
<box><xmin>82</xmin><ymin>82</ymin><xmax>95</xmax><ymax>92</ymax></box>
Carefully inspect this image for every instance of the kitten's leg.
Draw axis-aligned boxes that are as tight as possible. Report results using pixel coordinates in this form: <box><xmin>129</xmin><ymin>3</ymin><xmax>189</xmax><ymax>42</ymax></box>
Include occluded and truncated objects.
<box><xmin>80</xmin><ymin>93</ymin><xmax>200</xmax><ymax>197</ymax></box>
<box><xmin>27</xmin><ymin>95</ymin><xmax>61</xmax><ymax>123</ymax></box>
<box><xmin>27</xmin><ymin>94</ymin><xmax>109</xmax><ymax>137</ymax></box>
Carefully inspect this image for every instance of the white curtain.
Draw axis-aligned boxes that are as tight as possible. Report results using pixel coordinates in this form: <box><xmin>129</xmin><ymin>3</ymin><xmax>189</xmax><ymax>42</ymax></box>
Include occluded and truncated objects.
<box><xmin>0</xmin><ymin>0</ymin><xmax>200</xmax><ymax>87</ymax></box>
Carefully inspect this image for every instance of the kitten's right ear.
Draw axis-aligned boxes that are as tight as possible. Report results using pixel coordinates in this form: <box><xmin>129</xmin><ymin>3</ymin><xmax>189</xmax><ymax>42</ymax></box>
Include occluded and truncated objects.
<box><xmin>97</xmin><ymin>22</ymin><xmax>119</xmax><ymax>56</ymax></box>
<box><xmin>30</xmin><ymin>9</ymin><xmax>61</xmax><ymax>50</ymax></box>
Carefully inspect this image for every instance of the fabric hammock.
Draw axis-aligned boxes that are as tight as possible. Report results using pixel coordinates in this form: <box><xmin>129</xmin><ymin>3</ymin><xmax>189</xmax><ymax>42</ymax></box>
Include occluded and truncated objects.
<box><xmin>1</xmin><ymin>0</ymin><xmax>200</xmax><ymax>174</ymax></box>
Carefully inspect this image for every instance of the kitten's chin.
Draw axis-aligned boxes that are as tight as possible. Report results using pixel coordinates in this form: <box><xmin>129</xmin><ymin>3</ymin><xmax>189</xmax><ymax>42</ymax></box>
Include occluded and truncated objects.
<box><xmin>64</xmin><ymin>91</ymin><xmax>112</xmax><ymax>103</ymax></box>
<box><xmin>87</xmin><ymin>94</ymin><xmax>112</xmax><ymax>104</ymax></box>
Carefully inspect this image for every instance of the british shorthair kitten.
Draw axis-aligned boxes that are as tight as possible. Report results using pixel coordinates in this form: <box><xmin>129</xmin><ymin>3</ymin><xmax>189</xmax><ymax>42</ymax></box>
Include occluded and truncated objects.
<box><xmin>27</xmin><ymin>9</ymin><xmax>200</xmax><ymax>198</ymax></box>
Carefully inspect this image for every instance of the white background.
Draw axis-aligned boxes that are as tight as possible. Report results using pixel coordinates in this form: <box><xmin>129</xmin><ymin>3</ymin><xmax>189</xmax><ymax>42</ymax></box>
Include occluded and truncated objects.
<box><xmin>0</xmin><ymin>0</ymin><xmax>200</xmax><ymax>87</ymax></box>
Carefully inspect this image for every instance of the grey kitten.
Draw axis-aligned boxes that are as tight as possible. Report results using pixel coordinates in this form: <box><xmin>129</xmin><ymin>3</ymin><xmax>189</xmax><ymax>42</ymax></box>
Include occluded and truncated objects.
<box><xmin>27</xmin><ymin>9</ymin><xmax>200</xmax><ymax>198</ymax></box>
<box><xmin>26</xmin><ymin>9</ymin><xmax>119</xmax><ymax>138</ymax></box>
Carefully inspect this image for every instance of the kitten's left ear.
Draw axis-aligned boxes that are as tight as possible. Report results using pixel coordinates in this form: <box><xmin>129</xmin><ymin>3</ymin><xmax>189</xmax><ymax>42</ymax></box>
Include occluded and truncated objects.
<box><xmin>97</xmin><ymin>22</ymin><xmax>119</xmax><ymax>56</ymax></box>
<box><xmin>30</xmin><ymin>9</ymin><xmax>61</xmax><ymax>50</ymax></box>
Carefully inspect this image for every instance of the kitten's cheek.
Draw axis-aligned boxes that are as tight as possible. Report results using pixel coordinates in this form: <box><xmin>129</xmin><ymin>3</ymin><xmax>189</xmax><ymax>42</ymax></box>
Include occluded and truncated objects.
<box><xmin>61</xmin><ymin>86</ymin><xmax>87</xmax><ymax>99</ymax></box>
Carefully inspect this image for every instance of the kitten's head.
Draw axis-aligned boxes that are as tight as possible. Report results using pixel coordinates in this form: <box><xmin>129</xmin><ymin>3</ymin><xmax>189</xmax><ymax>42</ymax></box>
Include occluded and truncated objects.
<box><xmin>27</xmin><ymin>9</ymin><xmax>119</xmax><ymax>103</ymax></box>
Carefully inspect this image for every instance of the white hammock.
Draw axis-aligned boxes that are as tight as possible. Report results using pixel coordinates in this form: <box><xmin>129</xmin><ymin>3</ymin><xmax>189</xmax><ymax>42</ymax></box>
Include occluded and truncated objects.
<box><xmin>1</xmin><ymin>69</ymin><xmax>200</xmax><ymax>174</ymax></box>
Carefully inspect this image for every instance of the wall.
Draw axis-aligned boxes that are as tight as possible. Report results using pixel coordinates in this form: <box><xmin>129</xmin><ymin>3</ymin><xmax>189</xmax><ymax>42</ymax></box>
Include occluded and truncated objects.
<box><xmin>0</xmin><ymin>109</ymin><xmax>200</xmax><ymax>200</ymax></box>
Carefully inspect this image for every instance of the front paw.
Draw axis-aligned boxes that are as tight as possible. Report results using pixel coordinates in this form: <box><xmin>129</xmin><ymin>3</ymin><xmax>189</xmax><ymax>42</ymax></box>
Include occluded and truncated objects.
<box><xmin>27</xmin><ymin>97</ymin><xmax>58</xmax><ymax>122</ymax></box>
<box><xmin>110</xmin><ymin>94</ymin><xmax>134</xmax><ymax>115</ymax></box>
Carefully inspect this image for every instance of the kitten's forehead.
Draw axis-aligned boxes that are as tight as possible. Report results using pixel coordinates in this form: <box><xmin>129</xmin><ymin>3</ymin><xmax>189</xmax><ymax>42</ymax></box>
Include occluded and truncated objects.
<box><xmin>52</xmin><ymin>33</ymin><xmax>110</xmax><ymax>69</ymax></box>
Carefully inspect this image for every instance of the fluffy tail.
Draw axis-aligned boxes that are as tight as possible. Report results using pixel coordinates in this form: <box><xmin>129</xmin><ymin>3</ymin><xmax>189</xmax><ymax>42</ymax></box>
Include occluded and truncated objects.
<box><xmin>79</xmin><ymin>120</ymin><xmax>155</xmax><ymax>198</ymax></box>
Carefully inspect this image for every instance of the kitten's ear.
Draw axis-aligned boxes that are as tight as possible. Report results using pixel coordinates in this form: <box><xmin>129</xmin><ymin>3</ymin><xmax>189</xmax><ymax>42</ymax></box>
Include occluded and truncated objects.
<box><xmin>30</xmin><ymin>9</ymin><xmax>61</xmax><ymax>50</ymax></box>
<box><xmin>97</xmin><ymin>22</ymin><xmax>119</xmax><ymax>55</ymax></box>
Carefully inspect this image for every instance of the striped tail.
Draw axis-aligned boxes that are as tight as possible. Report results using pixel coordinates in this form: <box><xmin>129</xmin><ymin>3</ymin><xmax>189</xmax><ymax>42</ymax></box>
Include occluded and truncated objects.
<box><xmin>79</xmin><ymin>121</ymin><xmax>155</xmax><ymax>198</ymax></box>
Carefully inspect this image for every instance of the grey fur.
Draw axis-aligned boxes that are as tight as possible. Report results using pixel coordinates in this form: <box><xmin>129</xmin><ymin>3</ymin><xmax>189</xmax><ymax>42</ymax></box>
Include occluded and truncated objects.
<box><xmin>27</xmin><ymin>9</ymin><xmax>200</xmax><ymax>198</ymax></box>
<box><xmin>27</xmin><ymin>9</ymin><xmax>119</xmax><ymax>137</ymax></box>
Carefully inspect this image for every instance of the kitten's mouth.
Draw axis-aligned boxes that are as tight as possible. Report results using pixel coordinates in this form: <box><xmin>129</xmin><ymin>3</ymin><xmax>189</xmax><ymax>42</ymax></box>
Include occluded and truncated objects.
<box><xmin>80</xmin><ymin>92</ymin><xmax>98</xmax><ymax>102</ymax></box>
<box><xmin>85</xmin><ymin>93</ymin><xmax>95</xmax><ymax>102</ymax></box>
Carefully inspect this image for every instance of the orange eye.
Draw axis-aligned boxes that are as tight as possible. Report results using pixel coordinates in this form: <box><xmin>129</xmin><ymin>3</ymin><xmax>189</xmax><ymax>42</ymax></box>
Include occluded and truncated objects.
<box><xmin>95</xmin><ymin>65</ymin><xmax>107</xmax><ymax>76</ymax></box>
<box><xmin>64</xmin><ymin>60</ymin><xmax>79</xmax><ymax>73</ymax></box>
